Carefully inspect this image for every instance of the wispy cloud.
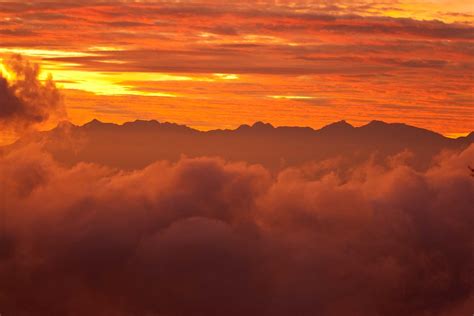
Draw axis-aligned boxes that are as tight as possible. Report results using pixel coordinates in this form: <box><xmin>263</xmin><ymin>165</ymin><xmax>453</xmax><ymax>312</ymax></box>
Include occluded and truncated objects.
<box><xmin>0</xmin><ymin>0</ymin><xmax>472</xmax><ymax>136</ymax></box>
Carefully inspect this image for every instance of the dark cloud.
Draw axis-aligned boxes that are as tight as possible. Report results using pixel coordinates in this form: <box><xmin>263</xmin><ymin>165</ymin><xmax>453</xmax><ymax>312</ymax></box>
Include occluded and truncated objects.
<box><xmin>3</xmin><ymin>1</ymin><xmax>473</xmax><ymax>42</ymax></box>
<box><xmin>376</xmin><ymin>58</ymin><xmax>450</xmax><ymax>69</ymax></box>
<box><xmin>22</xmin><ymin>12</ymin><xmax>69</xmax><ymax>21</ymax></box>
<box><xmin>0</xmin><ymin>28</ymin><xmax>37</xmax><ymax>36</ymax></box>
<box><xmin>0</xmin><ymin>55</ymin><xmax>66</xmax><ymax>133</ymax></box>
<box><xmin>207</xmin><ymin>25</ymin><xmax>240</xmax><ymax>36</ymax></box>
<box><xmin>321</xmin><ymin>19</ymin><xmax>474</xmax><ymax>39</ymax></box>
<box><xmin>45</xmin><ymin>48</ymin><xmax>392</xmax><ymax>75</ymax></box>
<box><xmin>104</xmin><ymin>21</ymin><xmax>150</xmax><ymax>27</ymax></box>
<box><xmin>0</xmin><ymin>142</ymin><xmax>472</xmax><ymax>315</ymax></box>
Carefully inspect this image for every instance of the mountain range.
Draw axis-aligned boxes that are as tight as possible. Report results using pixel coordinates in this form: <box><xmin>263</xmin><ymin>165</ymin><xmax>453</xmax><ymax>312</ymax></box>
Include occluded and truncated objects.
<box><xmin>4</xmin><ymin>119</ymin><xmax>473</xmax><ymax>171</ymax></box>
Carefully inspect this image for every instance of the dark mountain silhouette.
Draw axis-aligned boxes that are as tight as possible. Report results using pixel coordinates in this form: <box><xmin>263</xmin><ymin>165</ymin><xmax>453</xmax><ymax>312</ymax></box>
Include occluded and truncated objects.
<box><xmin>4</xmin><ymin>119</ymin><xmax>473</xmax><ymax>170</ymax></box>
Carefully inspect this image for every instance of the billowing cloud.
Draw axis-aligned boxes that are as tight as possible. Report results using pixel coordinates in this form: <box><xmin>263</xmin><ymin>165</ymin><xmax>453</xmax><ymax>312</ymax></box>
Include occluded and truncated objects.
<box><xmin>0</xmin><ymin>143</ymin><xmax>472</xmax><ymax>315</ymax></box>
<box><xmin>0</xmin><ymin>55</ymin><xmax>66</xmax><ymax>133</ymax></box>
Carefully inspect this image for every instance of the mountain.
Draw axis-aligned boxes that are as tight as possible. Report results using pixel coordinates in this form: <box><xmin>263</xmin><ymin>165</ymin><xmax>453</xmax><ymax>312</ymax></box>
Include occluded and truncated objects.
<box><xmin>4</xmin><ymin>119</ymin><xmax>473</xmax><ymax>171</ymax></box>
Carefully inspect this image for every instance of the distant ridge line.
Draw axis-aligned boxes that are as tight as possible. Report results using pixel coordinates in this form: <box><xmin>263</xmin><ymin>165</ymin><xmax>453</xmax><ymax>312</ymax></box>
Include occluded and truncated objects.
<box><xmin>54</xmin><ymin>118</ymin><xmax>469</xmax><ymax>139</ymax></box>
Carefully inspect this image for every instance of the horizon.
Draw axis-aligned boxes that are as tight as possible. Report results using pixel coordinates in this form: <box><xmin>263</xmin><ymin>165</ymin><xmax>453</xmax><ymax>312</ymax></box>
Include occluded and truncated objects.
<box><xmin>25</xmin><ymin>117</ymin><xmax>474</xmax><ymax>136</ymax></box>
<box><xmin>1</xmin><ymin>117</ymin><xmax>472</xmax><ymax>146</ymax></box>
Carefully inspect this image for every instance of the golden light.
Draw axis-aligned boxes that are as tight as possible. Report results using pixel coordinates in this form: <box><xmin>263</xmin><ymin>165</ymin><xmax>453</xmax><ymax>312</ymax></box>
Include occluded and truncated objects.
<box><xmin>213</xmin><ymin>74</ymin><xmax>239</xmax><ymax>80</ymax></box>
<box><xmin>0</xmin><ymin>48</ymin><xmax>97</xmax><ymax>58</ymax></box>
<box><xmin>0</xmin><ymin>62</ymin><xmax>13</xmax><ymax>81</ymax></box>
<box><xmin>45</xmin><ymin>68</ymin><xmax>179</xmax><ymax>97</ymax></box>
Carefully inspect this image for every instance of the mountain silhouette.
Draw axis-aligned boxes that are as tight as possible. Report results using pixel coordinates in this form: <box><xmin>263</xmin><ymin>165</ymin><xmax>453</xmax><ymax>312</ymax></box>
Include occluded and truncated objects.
<box><xmin>5</xmin><ymin>119</ymin><xmax>473</xmax><ymax>170</ymax></box>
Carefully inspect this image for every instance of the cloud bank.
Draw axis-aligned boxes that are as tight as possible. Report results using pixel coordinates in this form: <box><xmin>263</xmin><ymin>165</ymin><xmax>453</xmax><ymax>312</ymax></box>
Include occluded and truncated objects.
<box><xmin>0</xmin><ymin>144</ymin><xmax>473</xmax><ymax>315</ymax></box>
<box><xmin>0</xmin><ymin>55</ymin><xmax>66</xmax><ymax>133</ymax></box>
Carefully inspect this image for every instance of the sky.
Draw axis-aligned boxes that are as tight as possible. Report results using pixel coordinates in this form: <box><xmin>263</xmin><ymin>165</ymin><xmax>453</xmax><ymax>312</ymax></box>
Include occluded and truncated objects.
<box><xmin>0</xmin><ymin>0</ymin><xmax>473</xmax><ymax>141</ymax></box>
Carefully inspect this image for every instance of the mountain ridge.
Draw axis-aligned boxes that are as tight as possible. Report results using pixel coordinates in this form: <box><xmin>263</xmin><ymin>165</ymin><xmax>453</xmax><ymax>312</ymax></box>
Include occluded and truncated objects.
<box><xmin>50</xmin><ymin>118</ymin><xmax>459</xmax><ymax>139</ymax></box>
<box><xmin>5</xmin><ymin>119</ymin><xmax>473</xmax><ymax>171</ymax></box>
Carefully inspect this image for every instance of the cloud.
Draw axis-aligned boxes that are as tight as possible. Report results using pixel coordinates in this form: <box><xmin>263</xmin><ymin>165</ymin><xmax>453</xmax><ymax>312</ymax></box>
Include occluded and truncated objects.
<box><xmin>0</xmin><ymin>0</ymin><xmax>471</xmax><ymax>138</ymax></box>
<box><xmin>0</xmin><ymin>28</ymin><xmax>37</xmax><ymax>36</ymax></box>
<box><xmin>0</xmin><ymin>55</ymin><xmax>66</xmax><ymax>133</ymax></box>
<box><xmin>0</xmin><ymin>143</ymin><xmax>472</xmax><ymax>315</ymax></box>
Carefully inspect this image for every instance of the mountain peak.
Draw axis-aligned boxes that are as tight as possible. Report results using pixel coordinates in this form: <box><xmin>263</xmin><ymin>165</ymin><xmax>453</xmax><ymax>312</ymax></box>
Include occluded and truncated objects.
<box><xmin>459</xmin><ymin>131</ymin><xmax>474</xmax><ymax>140</ymax></box>
<box><xmin>84</xmin><ymin>119</ymin><xmax>104</xmax><ymax>126</ymax></box>
<box><xmin>123</xmin><ymin>119</ymin><xmax>160</xmax><ymax>128</ymax></box>
<box><xmin>366</xmin><ymin>120</ymin><xmax>388</xmax><ymax>127</ymax></box>
<box><xmin>251</xmin><ymin>121</ymin><xmax>274</xmax><ymax>130</ymax></box>
<box><xmin>135</xmin><ymin>119</ymin><xmax>159</xmax><ymax>124</ymax></box>
<box><xmin>236</xmin><ymin>124</ymin><xmax>251</xmax><ymax>131</ymax></box>
<box><xmin>323</xmin><ymin>120</ymin><xmax>354</xmax><ymax>129</ymax></box>
<box><xmin>83</xmin><ymin>119</ymin><xmax>120</xmax><ymax>130</ymax></box>
<box><xmin>320</xmin><ymin>120</ymin><xmax>354</xmax><ymax>134</ymax></box>
<box><xmin>56</xmin><ymin>120</ymin><xmax>76</xmax><ymax>129</ymax></box>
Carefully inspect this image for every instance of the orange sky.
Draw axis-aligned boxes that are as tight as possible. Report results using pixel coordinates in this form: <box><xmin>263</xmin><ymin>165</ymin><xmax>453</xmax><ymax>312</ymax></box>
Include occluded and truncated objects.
<box><xmin>0</xmin><ymin>0</ymin><xmax>473</xmax><ymax>140</ymax></box>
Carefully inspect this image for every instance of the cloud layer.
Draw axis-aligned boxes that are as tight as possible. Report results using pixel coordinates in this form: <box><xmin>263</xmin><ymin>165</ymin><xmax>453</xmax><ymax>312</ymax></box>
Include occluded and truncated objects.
<box><xmin>0</xmin><ymin>143</ymin><xmax>473</xmax><ymax>315</ymax></box>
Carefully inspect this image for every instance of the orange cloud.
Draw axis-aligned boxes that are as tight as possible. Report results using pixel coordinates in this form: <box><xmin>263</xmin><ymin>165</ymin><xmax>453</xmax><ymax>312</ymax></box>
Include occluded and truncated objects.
<box><xmin>0</xmin><ymin>1</ymin><xmax>472</xmax><ymax>137</ymax></box>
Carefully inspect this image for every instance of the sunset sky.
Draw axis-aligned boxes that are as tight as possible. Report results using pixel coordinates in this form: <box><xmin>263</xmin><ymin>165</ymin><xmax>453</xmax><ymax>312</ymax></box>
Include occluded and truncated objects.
<box><xmin>0</xmin><ymin>0</ymin><xmax>473</xmax><ymax>140</ymax></box>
